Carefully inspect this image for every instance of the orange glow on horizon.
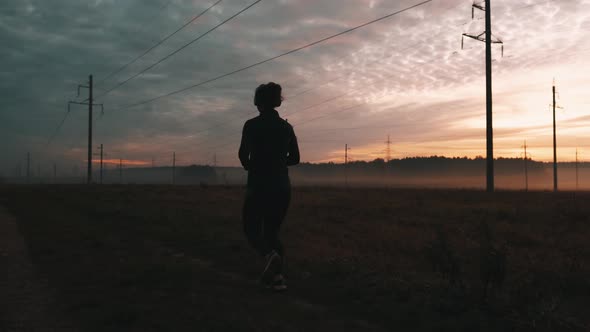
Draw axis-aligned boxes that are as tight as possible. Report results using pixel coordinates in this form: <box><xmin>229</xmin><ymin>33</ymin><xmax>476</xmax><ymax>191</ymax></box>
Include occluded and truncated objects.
<box><xmin>315</xmin><ymin>143</ymin><xmax>585</xmax><ymax>164</ymax></box>
<box><xmin>91</xmin><ymin>159</ymin><xmax>150</xmax><ymax>166</ymax></box>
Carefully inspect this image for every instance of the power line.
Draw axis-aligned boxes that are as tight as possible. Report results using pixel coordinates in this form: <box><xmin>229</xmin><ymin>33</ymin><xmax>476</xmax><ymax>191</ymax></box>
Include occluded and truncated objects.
<box><xmin>187</xmin><ymin>3</ymin><xmax>478</xmax><ymax>145</ymax></box>
<box><xmin>95</xmin><ymin>0</ymin><xmax>222</xmax><ymax>88</ymax></box>
<box><xmin>284</xmin><ymin>0</ymin><xmax>467</xmax><ymax>99</ymax></box>
<box><xmin>143</xmin><ymin>13</ymin><xmax>462</xmax><ymax>158</ymax></box>
<box><xmin>116</xmin><ymin>0</ymin><xmax>434</xmax><ymax>111</ymax></box>
<box><xmin>125</xmin><ymin>0</ymin><xmax>555</xmax><ymax>149</ymax></box>
<box><xmin>107</xmin><ymin>0</ymin><xmax>528</xmax><ymax>161</ymax></box>
<box><xmin>47</xmin><ymin>0</ymin><xmax>574</xmax><ymax>158</ymax></box>
<box><xmin>148</xmin><ymin>48</ymin><xmax>457</xmax><ymax>159</ymax></box>
<box><xmin>96</xmin><ymin>0</ymin><xmax>261</xmax><ymax>100</ymax></box>
<box><xmin>279</xmin><ymin>1</ymin><xmax>455</xmax><ymax>91</ymax></box>
<box><xmin>179</xmin><ymin>90</ymin><xmax>352</xmax><ymax>139</ymax></box>
<box><xmin>176</xmin><ymin>32</ymin><xmax>501</xmax><ymax>160</ymax></box>
<box><xmin>46</xmin><ymin>106</ymin><xmax>72</xmax><ymax>146</ymax></box>
<box><xmin>134</xmin><ymin>25</ymin><xmax>459</xmax><ymax>146</ymax></box>
<box><xmin>103</xmin><ymin>0</ymin><xmax>443</xmax><ymax>153</ymax></box>
<box><xmin>47</xmin><ymin>80</ymin><xmax>96</xmax><ymax>146</ymax></box>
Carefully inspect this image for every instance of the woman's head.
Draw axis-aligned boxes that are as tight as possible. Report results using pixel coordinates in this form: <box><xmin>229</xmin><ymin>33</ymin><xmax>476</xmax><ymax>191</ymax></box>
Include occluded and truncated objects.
<box><xmin>254</xmin><ymin>82</ymin><xmax>283</xmax><ymax>111</ymax></box>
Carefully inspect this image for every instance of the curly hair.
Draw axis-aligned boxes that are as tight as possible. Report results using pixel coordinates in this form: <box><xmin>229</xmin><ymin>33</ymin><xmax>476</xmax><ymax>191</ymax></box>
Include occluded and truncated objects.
<box><xmin>254</xmin><ymin>82</ymin><xmax>283</xmax><ymax>108</ymax></box>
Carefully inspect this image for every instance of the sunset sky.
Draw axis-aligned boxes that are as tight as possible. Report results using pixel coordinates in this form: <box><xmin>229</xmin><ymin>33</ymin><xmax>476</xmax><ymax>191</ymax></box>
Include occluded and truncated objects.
<box><xmin>1</xmin><ymin>0</ymin><xmax>589</xmax><ymax>175</ymax></box>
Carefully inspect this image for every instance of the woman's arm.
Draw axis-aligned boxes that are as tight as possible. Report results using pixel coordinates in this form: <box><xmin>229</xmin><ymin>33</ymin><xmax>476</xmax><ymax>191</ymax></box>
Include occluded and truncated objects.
<box><xmin>287</xmin><ymin>126</ymin><xmax>300</xmax><ymax>166</ymax></box>
<box><xmin>238</xmin><ymin>122</ymin><xmax>251</xmax><ymax>170</ymax></box>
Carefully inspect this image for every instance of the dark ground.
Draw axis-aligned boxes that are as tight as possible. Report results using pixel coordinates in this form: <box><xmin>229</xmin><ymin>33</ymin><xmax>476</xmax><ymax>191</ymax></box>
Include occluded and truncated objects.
<box><xmin>0</xmin><ymin>185</ymin><xmax>589</xmax><ymax>331</ymax></box>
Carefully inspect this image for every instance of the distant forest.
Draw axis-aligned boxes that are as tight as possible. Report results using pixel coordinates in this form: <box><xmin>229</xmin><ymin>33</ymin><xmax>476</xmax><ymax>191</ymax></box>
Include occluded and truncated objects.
<box><xmin>293</xmin><ymin>156</ymin><xmax>587</xmax><ymax>176</ymax></box>
<box><xmin>284</xmin><ymin>156</ymin><xmax>589</xmax><ymax>189</ymax></box>
<box><xmin>3</xmin><ymin>156</ymin><xmax>588</xmax><ymax>187</ymax></box>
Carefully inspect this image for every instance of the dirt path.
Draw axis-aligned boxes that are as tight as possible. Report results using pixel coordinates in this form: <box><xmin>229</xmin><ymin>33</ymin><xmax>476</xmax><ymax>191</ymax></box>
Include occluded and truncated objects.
<box><xmin>162</xmin><ymin>246</ymin><xmax>388</xmax><ymax>332</ymax></box>
<box><xmin>0</xmin><ymin>207</ymin><xmax>78</xmax><ymax>332</ymax></box>
<box><xmin>0</xmin><ymin>206</ymin><xmax>385</xmax><ymax>332</ymax></box>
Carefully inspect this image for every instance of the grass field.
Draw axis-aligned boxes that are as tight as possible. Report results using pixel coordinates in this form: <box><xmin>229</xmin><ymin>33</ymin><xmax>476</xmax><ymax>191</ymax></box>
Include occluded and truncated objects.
<box><xmin>1</xmin><ymin>185</ymin><xmax>589</xmax><ymax>331</ymax></box>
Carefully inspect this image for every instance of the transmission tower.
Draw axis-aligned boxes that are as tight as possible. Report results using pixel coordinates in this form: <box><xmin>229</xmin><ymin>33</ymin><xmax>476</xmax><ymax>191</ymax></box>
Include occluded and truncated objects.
<box><xmin>461</xmin><ymin>0</ymin><xmax>504</xmax><ymax>192</ymax></box>
<box><xmin>385</xmin><ymin>135</ymin><xmax>392</xmax><ymax>162</ymax></box>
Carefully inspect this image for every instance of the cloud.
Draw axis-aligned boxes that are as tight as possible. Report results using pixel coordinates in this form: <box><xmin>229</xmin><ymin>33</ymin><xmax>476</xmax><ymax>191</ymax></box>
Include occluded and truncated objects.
<box><xmin>1</xmin><ymin>0</ymin><xmax>590</xmax><ymax>176</ymax></box>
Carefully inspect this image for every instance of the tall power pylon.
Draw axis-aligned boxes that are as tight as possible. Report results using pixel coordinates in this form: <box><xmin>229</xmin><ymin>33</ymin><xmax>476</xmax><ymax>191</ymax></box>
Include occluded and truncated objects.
<box><xmin>461</xmin><ymin>0</ymin><xmax>504</xmax><ymax>192</ymax></box>
<box><xmin>385</xmin><ymin>135</ymin><xmax>392</xmax><ymax>163</ymax></box>
<box><xmin>68</xmin><ymin>75</ymin><xmax>103</xmax><ymax>184</ymax></box>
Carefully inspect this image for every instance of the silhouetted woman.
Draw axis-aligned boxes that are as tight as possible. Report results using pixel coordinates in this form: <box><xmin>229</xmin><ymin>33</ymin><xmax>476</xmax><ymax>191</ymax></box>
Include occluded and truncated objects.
<box><xmin>239</xmin><ymin>82</ymin><xmax>300</xmax><ymax>291</ymax></box>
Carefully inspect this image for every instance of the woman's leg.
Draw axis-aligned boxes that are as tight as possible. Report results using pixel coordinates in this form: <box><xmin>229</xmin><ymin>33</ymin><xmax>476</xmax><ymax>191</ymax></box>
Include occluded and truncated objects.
<box><xmin>242</xmin><ymin>189</ymin><xmax>265</xmax><ymax>256</ymax></box>
<box><xmin>262</xmin><ymin>187</ymin><xmax>291</xmax><ymax>270</ymax></box>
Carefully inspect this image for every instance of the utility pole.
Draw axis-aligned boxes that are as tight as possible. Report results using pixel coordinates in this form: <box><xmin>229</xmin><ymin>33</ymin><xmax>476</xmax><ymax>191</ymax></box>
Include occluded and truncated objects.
<box><xmin>344</xmin><ymin>144</ymin><xmax>351</xmax><ymax>187</ymax></box>
<box><xmin>575</xmin><ymin>148</ymin><xmax>579</xmax><ymax>191</ymax></box>
<box><xmin>522</xmin><ymin>140</ymin><xmax>529</xmax><ymax>192</ymax></box>
<box><xmin>461</xmin><ymin>0</ymin><xmax>503</xmax><ymax>193</ymax></box>
<box><xmin>99</xmin><ymin>144</ymin><xmax>103</xmax><ymax>184</ymax></box>
<box><xmin>172</xmin><ymin>152</ymin><xmax>176</xmax><ymax>185</ymax></box>
<box><xmin>67</xmin><ymin>75</ymin><xmax>103</xmax><ymax>184</ymax></box>
<box><xmin>26</xmin><ymin>152</ymin><xmax>30</xmax><ymax>184</ymax></box>
<box><xmin>88</xmin><ymin>76</ymin><xmax>93</xmax><ymax>184</ymax></box>
<box><xmin>552</xmin><ymin>80</ymin><xmax>559</xmax><ymax>192</ymax></box>
<box><xmin>94</xmin><ymin>144</ymin><xmax>104</xmax><ymax>184</ymax></box>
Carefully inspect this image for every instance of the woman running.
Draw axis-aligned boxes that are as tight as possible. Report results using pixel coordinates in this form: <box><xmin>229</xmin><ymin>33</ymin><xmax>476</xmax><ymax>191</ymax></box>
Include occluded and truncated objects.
<box><xmin>239</xmin><ymin>82</ymin><xmax>300</xmax><ymax>291</ymax></box>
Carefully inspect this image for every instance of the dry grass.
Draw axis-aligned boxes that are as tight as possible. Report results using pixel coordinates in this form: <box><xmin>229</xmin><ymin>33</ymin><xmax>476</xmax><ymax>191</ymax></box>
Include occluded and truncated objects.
<box><xmin>0</xmin><ymin>185</ymin><xmax>588</xmax><ymax>331</ymax></box>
